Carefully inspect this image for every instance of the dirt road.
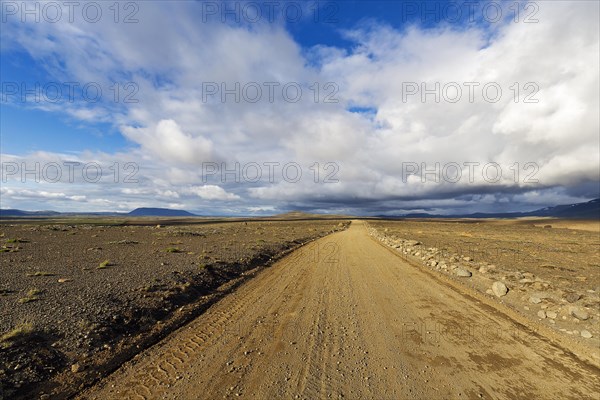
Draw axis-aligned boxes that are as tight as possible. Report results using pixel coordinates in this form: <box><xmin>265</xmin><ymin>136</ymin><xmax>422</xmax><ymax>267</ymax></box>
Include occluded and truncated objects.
<box><xmin>81</xmin><ymin>221</ymin><xmax>599</xmax><ymax>400</ymax></box>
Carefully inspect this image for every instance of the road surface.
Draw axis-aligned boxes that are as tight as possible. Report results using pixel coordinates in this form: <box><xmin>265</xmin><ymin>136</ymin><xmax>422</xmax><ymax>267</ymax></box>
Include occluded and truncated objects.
<box><xmin>81</xmin><ymin>221</ymin><xmax>599</xmax><ymax>400</ymax></box>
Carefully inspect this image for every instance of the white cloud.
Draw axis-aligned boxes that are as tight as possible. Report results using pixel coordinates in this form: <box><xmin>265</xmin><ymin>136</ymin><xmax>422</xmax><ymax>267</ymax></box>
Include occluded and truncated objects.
<box><xmin>122</xmin><ymin>119</ymin><xmax>214</xmax><ymax>165</ymax></box>
<box><xmin>1</xmin><ymin>1</ymin><xmax>598</xmax><ymax>214</ymax></box>
<box><xmin>187</xmin><ymin>185</ymin><xmax>241</xmax><ymax>201</ymax></box>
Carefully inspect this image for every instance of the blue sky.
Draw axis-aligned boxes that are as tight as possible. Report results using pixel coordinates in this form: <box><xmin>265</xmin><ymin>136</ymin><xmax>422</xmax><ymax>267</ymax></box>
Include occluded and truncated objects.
<box><xmin>1</xmin><ymin>1</ymin><xmax>599</xmax><ymax>215</ymax></box>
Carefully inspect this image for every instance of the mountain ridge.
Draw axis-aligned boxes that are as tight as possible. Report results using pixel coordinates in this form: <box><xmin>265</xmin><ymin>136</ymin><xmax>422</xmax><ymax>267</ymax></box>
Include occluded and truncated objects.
<box><xmin>1</xmin><ymin>199</ymin><xmax>598</xmax><ymax>219</ymax></box>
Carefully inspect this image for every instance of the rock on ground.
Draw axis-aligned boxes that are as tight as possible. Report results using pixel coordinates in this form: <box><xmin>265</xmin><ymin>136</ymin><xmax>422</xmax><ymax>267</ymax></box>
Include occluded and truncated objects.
<box><xmin>455</xmin><ymin>268</ymin><xmax>472</xmax><ymax>277</ymax></box>
<box><xmin>570</xmin><ymin>307</ymin><xmax>589</xmax><ymax>321</ymax></box>
<box><xmin>581</xmin><ymin>330</ymin><xmax>593</xmax><ymax>339</ymax></box>
<box><xmin>492</xmin><ymin>281</ymin><xmax>508</xmax><ymax>297</ymax></box>
<box><xmin>565</xmin><ymin>293</ymin><xmax>581</xmax><ymax>303</ymax></box>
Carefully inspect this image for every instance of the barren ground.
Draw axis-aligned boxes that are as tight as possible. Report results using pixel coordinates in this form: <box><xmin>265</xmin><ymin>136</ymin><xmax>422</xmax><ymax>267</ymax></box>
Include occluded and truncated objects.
<box><xmin>0</xmin><ymin>219</ymin><xmax>348</xmax><ymax>399</ymax></box>
<box><xmin>80</xmin><ymin>221</ymin><xmax>599</xmax><ymax>400</ymax></box>
<box><xmin>367</xmin><ymin>218</ymin><xmax>600</xmax><ymax>354</ymax></box>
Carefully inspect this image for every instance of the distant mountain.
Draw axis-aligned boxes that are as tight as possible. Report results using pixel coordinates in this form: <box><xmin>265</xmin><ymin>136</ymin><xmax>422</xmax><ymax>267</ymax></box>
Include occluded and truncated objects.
<box><xmin>274</xmin><ymin>211</ymin><xmax>352</xmax><ymax>220</ymax></box>
<box><xmin>0</xmin><ymin>207</ymin><xmax>197</xmax><ymax>218</ymax></box>
<box><xmin>529</xmin><ymin>198</ymin><xmax>599</xmax><ymax>219</ymax></box>
<box><xmin>127</xmin><ymin>207</ymin><xmax>197</xmax><ymax>217</ymax></box>
<box><xmin>378</xmin><ymin>198</ymin><xmax>600</xmax><ymax>219</ymax></box>
<box><xmin>1</xmin><ymin>199</ymin><xmax>597</xmax><ymax>219</ymax></box>
<box><xmin>0</xmin><ymin>209</ymin><xmax>61</xmax><ymax>217</ymax></box>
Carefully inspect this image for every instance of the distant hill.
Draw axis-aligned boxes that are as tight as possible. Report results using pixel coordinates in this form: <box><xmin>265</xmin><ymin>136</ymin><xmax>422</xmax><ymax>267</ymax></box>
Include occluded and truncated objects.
<box><xmin>1</xmin><ymin>199</ymin><xmax>597</xmax><ymax>219</ymax></box>
<box><xmin>379</xmin><ymin>198</ymin><xmax>600</xmax><ymax>219</ymax></box>
<box><xmin>275</xmin><ymin>211</ymin><xmax>321</xmax><ymax>219</ymax></box>
<box><xmin>127</xmin><ymin>207</ymin><xmax>197</xmax><ymax>217</ymax></box>
<box><xmin>0</xmin><ymin>209</ymin><xmax>61</xmax><ymax>217</ymax></box>
<box><xmin>529</xmin><ymin>198</ymin><xmax>599</xmax><ymax>219</ymax></box>
<box><xmin>0</xmin><ymin>207</ymin><xmax>197</xmax><ymax>218</ymax></box>
<box><xmin>274</xmin><ymin>211</ymin><xmax>351</xmax><ymax>219</ymax></box>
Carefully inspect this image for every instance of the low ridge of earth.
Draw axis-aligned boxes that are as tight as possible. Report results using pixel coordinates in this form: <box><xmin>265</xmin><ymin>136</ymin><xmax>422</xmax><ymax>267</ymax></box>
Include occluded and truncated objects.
<box><xmin>0</xmin><ymin>220</ymin><xmax>349</xmax><ymax>399</ymax></box>
<box><xmin>80</xmin><ymin>221</ymin><xmax>599</xmax><ymax>400</ymax></box>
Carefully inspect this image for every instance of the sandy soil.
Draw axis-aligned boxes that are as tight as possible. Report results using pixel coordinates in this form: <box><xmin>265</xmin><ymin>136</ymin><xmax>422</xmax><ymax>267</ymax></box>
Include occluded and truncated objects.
<box><xmin>80</xmin><ymin>221</ymin><xmax>600</xmax><ymax>400</ymax></box>
<box><xmin>526</xmin><ymin>218</ymin><xmax>600</xmax><ymax>232</ymax></box>
<box><xmin>367</xmin><ymin>218</ymin><xmax>600</xmax><ymax>354</ymax></box>
<box><xmin>0</xmin><ymin>220</ymin><xmax>347</xmax><ymax>399</ymax></box>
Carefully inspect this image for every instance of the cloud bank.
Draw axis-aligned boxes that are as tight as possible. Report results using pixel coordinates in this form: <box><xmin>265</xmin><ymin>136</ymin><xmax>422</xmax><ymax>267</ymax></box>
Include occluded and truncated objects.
<box><xmin>1</xmin><ymin>1</ymin><xmax>598</xmax><ymax>215</ymax></box>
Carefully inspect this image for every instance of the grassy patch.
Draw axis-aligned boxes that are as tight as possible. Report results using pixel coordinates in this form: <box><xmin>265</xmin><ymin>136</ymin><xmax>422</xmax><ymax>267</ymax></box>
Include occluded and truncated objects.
<box><xmin>6</xmin><ymin>238</ymin><xmax>29</xmax><ymax>243</ymax></box>
<box><xmin>0</xmin><ymin>323</ymin><xmax>34</xmax><ymax>348</ymax></box>
<box><xmin>108</xmin><ymin>239</ymin><xmax>139</xmax><ymax>245</ymax></box>
<box><xmin>26</xmin><ymin>271</ymin><xmax>55</xmax><ymax>277</ymax></box>
<box><xmin>18</xmin><ymin>289</ymin><xmax>42</xmax><ymax>304</ymax></box>
<box><xmin>78</xmin><ymin>319</ymin><xmax>99</xmax><ymax>332</ymax></box>
<box><xmin>1</xmin><ymin>244</ymin><xmax>21</xmax><ymax>252</ymax></box>
<box><xmin>97</xmin><ymin>260</ymin><xmax>113</xmax><ymax>269</ymax></box>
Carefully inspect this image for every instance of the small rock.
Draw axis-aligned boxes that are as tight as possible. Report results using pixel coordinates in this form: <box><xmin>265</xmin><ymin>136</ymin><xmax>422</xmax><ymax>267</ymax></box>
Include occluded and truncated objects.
<box><xmin>546</xmin><ymin>311</ymin><xmax>557</xmax><ymax>319</ymax></box>
<box><xmin>532</xmin><ymin>282</ymin><xmax>544</xmax><ymax>291</ymax></box>
<box><xmin>537</xmin><ymin>310</ymin><xmax>546</xmax><ymax>319</ymax></box>
<box><xmin>581</xmin><ymin>330</ymin><xmax>593</xmax><ymax>339</ymax></box>
<box><xmin>71</xmin><ymin>363</ymin><xmax>83</xmax><ymax>373</ymax></box>
<box><xmin>405</xmin><ymin>240</ymin><xmax>421</xmax><ymax>246</ymax></box>
<box><xmin>570</xmin><ymin>307</ymin><xmax>589</xmax><ymax>321</ymax></box>
<box><xmin>492</xmin><ymin>281</ymin><xmax>508</xmax><ymax>297</ymax></box>
<box><xmin>565</xmin><ymin>293</ymin><xmax>581</xmax><ymax>303</ymax></box>
<box><xmin>463</xmin><ymin>257</ymin><xmax>473</xmax><ymax>262</ymax></box>
<box><xmin>529</xmin><ymin>295</ymin><xmax>542</xmax><ymax>304</ymax></box>
<box><xmin>455</xmin><ymin>268</ymin><xmax>472</xmax><ymax>277</ymax></box>
<box><xmin>58</xmin><ymin>278</ymin><xmax>72</xmax><ymax>283</ymax></box>
<box><xmin>479</xmin><ymin>266</ymin><xmax>488</xmax><ymax>274</ymax></box>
